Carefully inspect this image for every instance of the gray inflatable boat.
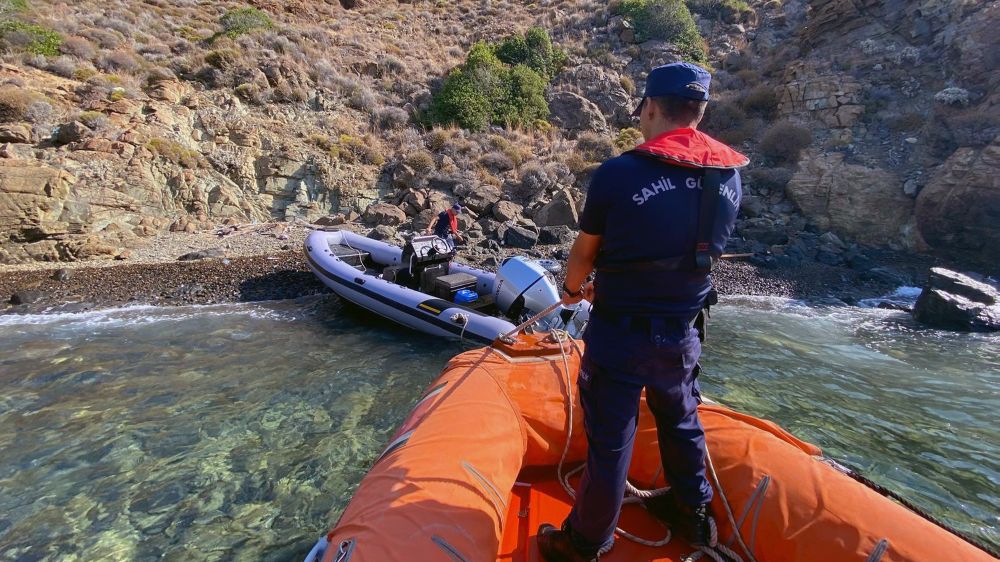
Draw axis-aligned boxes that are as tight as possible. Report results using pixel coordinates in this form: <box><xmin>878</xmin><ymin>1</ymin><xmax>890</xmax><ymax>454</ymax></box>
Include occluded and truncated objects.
<box><xmin>304</xmin><ymin>229</ymin><xmax>590</xmax><ymax>344</ymax></box>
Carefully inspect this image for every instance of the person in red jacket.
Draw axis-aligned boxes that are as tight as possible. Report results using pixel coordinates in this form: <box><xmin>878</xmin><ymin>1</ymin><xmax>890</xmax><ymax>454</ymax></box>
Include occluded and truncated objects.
<box><xmin>425</xmin><ymin>203</ymin><xmax>465</xmax><ymax>249</ymax></box>
<box><xmin>537</xmin><ymin>62</ymin><xmax>749</xmax><ymax>561</ymax></box>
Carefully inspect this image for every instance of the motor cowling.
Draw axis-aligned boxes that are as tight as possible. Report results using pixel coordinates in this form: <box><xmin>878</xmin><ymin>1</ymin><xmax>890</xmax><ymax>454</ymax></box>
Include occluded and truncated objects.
<box><xmin>494</xmin><ymin>257</ymin><xmax>560</xmax><ymax>317</ymax></box>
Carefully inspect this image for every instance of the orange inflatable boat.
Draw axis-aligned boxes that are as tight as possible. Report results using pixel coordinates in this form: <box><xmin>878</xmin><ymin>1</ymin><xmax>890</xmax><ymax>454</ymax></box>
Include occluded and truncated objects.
<box><xmin>305</xmin><ymin>333</ymin><xmax>997</xmax><ymax>562</ymax></box>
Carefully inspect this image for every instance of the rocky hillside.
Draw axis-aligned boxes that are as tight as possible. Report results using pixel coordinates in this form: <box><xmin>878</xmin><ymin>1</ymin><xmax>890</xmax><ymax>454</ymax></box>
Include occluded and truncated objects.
<box><xmin>0</xmin><ymin>0</ymin><xmax>996</xmax><ymax>273</ymax></box>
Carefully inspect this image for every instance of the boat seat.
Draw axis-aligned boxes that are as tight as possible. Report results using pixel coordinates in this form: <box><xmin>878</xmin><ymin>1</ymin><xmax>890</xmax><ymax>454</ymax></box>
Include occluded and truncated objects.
<box><xmin>330</xmin><ymin>243</ymin><xmax>370</xmax><ymax>270</ymax></box>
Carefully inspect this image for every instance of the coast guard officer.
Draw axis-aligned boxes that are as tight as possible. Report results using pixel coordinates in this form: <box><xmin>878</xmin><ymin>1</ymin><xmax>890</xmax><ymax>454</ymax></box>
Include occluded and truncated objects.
<box><xmin>537</xmin><ymin>63</ymin><xmax>749</xmax><ymax>561</ymax></box>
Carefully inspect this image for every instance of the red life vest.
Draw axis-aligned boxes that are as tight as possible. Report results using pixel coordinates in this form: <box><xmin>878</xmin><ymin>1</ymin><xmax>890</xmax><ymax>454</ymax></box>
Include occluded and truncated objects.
<box><xmin>631</xmin><ymin>127</ymin><xmax>749</xmax><ymax>170</ymax></box>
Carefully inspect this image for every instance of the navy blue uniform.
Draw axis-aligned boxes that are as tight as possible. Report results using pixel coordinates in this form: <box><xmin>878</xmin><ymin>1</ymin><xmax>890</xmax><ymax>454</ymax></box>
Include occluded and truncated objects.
<box><xmin>432</xmin><ymin>210</ymin><xmax>454</xmax><ymax>238</ymax></box>
<box><xmin>566</xmin><ymin>150</ymin><xmax>741</xmax><ymax>553</ymax></box>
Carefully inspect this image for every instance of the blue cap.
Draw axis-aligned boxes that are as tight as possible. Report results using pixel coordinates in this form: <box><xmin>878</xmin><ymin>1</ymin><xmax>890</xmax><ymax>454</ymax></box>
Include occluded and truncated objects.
<box><xmin>632</xmin><ymin>62</ymin><xmax>711</xmax><ymax>116</ymax></box>
<box><xmin>451</xmin><ymin>203</ymin><xmax>463</xmax><ymax>213</ymax></box>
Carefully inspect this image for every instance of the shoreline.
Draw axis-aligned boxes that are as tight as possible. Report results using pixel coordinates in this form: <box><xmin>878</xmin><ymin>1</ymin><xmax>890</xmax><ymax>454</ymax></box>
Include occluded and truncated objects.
<box><xmin>0</xmin><ymin>240</ymin><xmax>936</xmax><ymax>316</ymax></box>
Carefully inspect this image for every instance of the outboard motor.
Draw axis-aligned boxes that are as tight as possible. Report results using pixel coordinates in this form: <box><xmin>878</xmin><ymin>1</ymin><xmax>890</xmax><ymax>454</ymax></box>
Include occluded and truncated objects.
<box><xmin>494</xmin><ymin>256</ymin><xmax>590</xmax><ymax>337</ymax></box>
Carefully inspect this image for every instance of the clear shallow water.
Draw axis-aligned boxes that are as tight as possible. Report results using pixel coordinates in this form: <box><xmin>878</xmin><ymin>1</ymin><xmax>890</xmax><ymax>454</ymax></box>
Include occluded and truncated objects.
<box><xmin>0</xmin><ymin>295</ymin><xmax>997</xmax><ymax>560</ymax></box>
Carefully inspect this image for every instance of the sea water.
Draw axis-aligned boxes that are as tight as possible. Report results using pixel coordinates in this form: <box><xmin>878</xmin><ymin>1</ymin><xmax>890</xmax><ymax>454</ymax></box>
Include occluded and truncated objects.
<box><xmin>0</xmin><ymin>294</ymin><xmax>996</xmax><ymax>560</ymax></box>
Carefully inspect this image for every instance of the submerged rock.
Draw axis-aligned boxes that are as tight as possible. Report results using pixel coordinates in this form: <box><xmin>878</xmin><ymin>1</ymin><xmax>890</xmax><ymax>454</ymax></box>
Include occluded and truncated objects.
<box><xmin>9</xmin><ymin>290</ymin><xmax>44</xmax><ymax>305</ymax></box>
<box><xmin>912</xmin><ymin>268</ymin><xmax>1000</xmax><ymax>332</ymax></box>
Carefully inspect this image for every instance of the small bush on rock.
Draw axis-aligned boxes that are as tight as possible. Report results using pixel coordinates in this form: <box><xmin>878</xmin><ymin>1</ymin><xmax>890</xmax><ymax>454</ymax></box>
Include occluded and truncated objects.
<box><xmin>376</xmin><ymin>106</ymin><xmax>410</xmax><ymax>129</ymax></box>
<box><xmin>616</xmin><ymin>0</ymin><xmax>706</xmax><ymax>64</ymax></box>
<box><xmin>480</xmin><ymin>150</ymin><xmax>515</xmax><ymax>172</ymax></box>
<box><xmin>686</xmin><ymin>0</ymin><xmax>753</xmax><ymax>22</ymax></box>
<box><xmin>219</xmin><ymin>7</ymin><xmax>273</xmax><ymax>39</ymax></box>
<box><xmin>747</xmin><ymin>167</ymin><xmax>793</xmax><ymax>192</ymax></box>
<box><xmin>46</xmin><ymin>55</ymin><xmax>76</xmax><ymax>77</ymax></box>
<box><xmin>1</xmin><ymin>21</ymin><xmax>62</xmax><ymax>56</ymax></box>
<box><xmin>576</xmin><ymin>132</ymin><xmax>617</xmax><ymax>162</ymax></box>
<box><xmin>148</xmin><ymin>138</ymin><xmax>201</xmax><ymax>168</ymax></box>
<box><xmin>59</xmin><ymin>36</ymin><xmax>95</xmax><ymax>60</ymax></box>
<box><xmin>334</xmin><ymin>134</ymin><xmax>384</xmax><ymax>166</ymax></box>
<box><xmin>742</xmin><ymin>84</ymin><xmax>778</xmax><ymax>116</ymax></box>
<box><xmin>96</xmin><ymin>50</ymin><xmax>141</xmax><ymax>73</ymax></box>
<box><xmin>758</xmin><ymin>121</ymin><xmax>811</xmax><ymax>165</ymax></box>
<box><xmin>78</xmin><ymin>110</ymin><xmax>107</xmax><ymax>130</ymax></box>
<box><xmin>348</xmin><ymin>87</ymin><xmax>377</xmax><ymax>113</ymax></box>
<box><xmin>0</xmin><ymin>85</ymin><xmax>46</xmax><ymax>122</ymax></box>
<box><xmin>404</xmin><ymin>150</ymin><xmax>435</xmax><ymax>174</ymax></box>
<box><xmin>614</xmin><ymin>127</ymin><xmax>644</xmax><ymax>150</ymax></box>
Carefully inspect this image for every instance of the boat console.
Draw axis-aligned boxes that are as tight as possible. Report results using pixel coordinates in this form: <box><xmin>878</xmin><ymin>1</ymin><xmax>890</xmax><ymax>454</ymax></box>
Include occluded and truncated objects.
<box><xmin>381</xmin><ymin>235</ymin><xmax>457</xmax><ymax>294</ymax></box>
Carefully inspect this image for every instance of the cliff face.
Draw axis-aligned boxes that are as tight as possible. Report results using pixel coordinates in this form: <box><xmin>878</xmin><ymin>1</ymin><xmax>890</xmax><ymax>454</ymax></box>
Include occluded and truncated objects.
<box><xmin>764</xmin><ymin>0</ymin><xmax>998</xmax><ymax>264</ymax></box>
<box><xmin>0</xmin><ymin>62</ymin><xmax>381</xmax><ymax>261</ymax></box>
<box><xmin>0</xmin><ymin>0</ymin><xmax>996</xmax><ymax>269</ymax></box>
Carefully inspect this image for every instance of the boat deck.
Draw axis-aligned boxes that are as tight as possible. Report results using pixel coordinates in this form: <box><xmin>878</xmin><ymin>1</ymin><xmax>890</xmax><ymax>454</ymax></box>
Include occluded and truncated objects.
<box><xmin>499</xmin><ymin>468</ymin><xmax>701</xmax><ymax>562</ymax></box>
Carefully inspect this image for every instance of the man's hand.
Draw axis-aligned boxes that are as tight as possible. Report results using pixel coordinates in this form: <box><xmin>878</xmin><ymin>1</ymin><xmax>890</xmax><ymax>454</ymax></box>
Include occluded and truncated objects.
<box><xmin>561</xmin><ymin>281</ymin><xmax>593</xmax><ymax>305</ymax></box>
<box><xmin>561</xmin><ymin>232</ymin><xmax>601</xmax><ymax>305</ymax></box>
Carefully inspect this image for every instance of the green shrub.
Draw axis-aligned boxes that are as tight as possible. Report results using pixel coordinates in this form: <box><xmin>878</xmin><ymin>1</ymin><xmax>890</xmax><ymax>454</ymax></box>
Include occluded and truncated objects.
<box><xmin>205</xmin><ymin>48</ymin><xmax>240</xmax><ymax>69</ymax></box>
<box><xmin>504</xmin><ymin>64</ymin><xmax>549</xmax><ymax>124</ymax></box>
<box><xmin>334</xmin><ymin>134</ymin><xmax>384</xmax><ymax>166</ymax></box>
<box><xmin>619</xmin><ymin>74</ymin><xmax>636</xmax><ymax>95</ymax></box>
<box><xmin>404</xmin><ymin>150</ymin><xmax>435</xmax><ymax>174</ymax></box>
<box><xmin>219</xmin><ymin>7</ymin><xmax>273</xmax><ymax>39</ymax></box>
<box><xmin>78</xmin><ymin>110</ymin><xmax>105</xmax><ymax>129</ymax></box>
<box><xmin>686</xmin><ymin>0</ymin><xmax>753</xmax><ymax>22</ymax></box>
<box><xmin>616</xmin><ymin>0</ymin><xmax>706</xmax><ymax>64</ymax></box>
<box><xmin>431</xmin><ymin>33</ymin><xmax>558</xmax><ymax>131</ymax></box>
<box><xmin>1</xmin><ymin>21</ymin><xmax>62</xmax><ymax>56</ymax></box>
<box><xmin>614</xmin><ymin>127</ymin><xmax>644</xmax><ymax>150</ymax></box>
<box><xmin>495</xmin><ymin>27</ymin><xmax>566</xmax><ymax>80</ymax></box>
<box><xmin>148</xmin><ymin>138</ymin><xmax>201</xmax><ymax>168</ymax></box>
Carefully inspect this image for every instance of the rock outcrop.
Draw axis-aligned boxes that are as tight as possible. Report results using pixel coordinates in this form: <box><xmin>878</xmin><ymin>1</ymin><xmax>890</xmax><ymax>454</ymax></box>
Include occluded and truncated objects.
<box><xmin>531</xmin><ymin>188</ymin><xmax>579</xmax><ymax>228</ymax></box>
<box><xmin>912</xmin><ymin>268</ymin><xmax>1000</xmax><ymax>332</ymax></box>
<box><xmin>551</xmin><ymin>64</ymin><xmax>633</xmax><ymax>127</ymax></box>
<box><xmin>915</xmin><ymin>139</ymin><xmax>1000</xmax><ymax>264</ymax></box>
<box><xmin>786</xmin><ymin>151</ymin><xmax>916</xmax><ymax>247</ymax></box>
<box><xmin>546</xmin><ymin>92</ymin><xmax>609</xmax><ymax>137</ymax></box>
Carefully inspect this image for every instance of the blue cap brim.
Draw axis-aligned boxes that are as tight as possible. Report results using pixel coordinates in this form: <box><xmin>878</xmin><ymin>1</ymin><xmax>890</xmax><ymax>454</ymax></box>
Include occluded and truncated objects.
<box><xmin>631</xmin><ymin>98</ymin><xmax>645</xmax><ymax>118</ymax></box>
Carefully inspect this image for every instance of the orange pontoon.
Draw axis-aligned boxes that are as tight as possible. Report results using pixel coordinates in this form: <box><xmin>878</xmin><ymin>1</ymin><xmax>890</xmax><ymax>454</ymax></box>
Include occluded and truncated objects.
<box><xmin>307</xmin><ymin>334</ymin><xmax>997</xmax><ymax>562</ymax></box>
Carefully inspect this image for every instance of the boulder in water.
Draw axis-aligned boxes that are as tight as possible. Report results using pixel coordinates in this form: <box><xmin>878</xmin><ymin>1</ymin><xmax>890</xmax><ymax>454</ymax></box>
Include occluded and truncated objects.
<box><xmin>912</xmin><ymin>268</ymin><xmax>1000</xmax><ymax>332</ymax></box>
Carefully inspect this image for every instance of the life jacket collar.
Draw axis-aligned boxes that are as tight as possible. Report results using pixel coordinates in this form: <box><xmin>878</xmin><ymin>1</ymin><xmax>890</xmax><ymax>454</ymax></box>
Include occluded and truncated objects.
<box><xmin>630</xmin><ymin>127</ymin><xmax>749</xmax><ymax>170</ymax></box>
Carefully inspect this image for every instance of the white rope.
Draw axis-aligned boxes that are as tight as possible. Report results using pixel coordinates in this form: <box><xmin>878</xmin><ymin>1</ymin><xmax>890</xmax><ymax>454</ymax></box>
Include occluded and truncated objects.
<box><xmin>704</xmin><ymin>450</ymin><xmax>756</xmax><ymax>562</ymax></box>
<box><xmin>450</xmin><ymin>313</ymin><xmax>470</xmax><ymax>348</ymax></box>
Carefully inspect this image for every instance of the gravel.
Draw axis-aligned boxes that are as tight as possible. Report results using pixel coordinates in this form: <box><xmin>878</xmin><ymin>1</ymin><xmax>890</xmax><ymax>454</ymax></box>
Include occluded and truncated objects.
<box><xmin>1</xmin><ymin>230</ymin><xmax>937</xmax><ymax>316</ymax></box>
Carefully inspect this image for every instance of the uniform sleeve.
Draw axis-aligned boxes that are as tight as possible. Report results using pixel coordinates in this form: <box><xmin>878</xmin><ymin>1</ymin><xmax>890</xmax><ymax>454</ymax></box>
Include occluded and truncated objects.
<box><xmin>578</xmin><ymin>162</ymin><xmax>615</xmax><ymax>235</ymax></box>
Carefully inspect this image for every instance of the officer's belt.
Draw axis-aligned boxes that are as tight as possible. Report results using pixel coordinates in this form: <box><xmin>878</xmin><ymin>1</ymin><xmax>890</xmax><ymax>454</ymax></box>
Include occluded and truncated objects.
<box><xmin>591</xmin><ymin>304</ymin><xmax>699</xmax><ymax>333</ymax></box>
<box><xmin>594</xmin><ymin>254</ymin><xmax>692</xmax><ymax>273</ymax></box>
